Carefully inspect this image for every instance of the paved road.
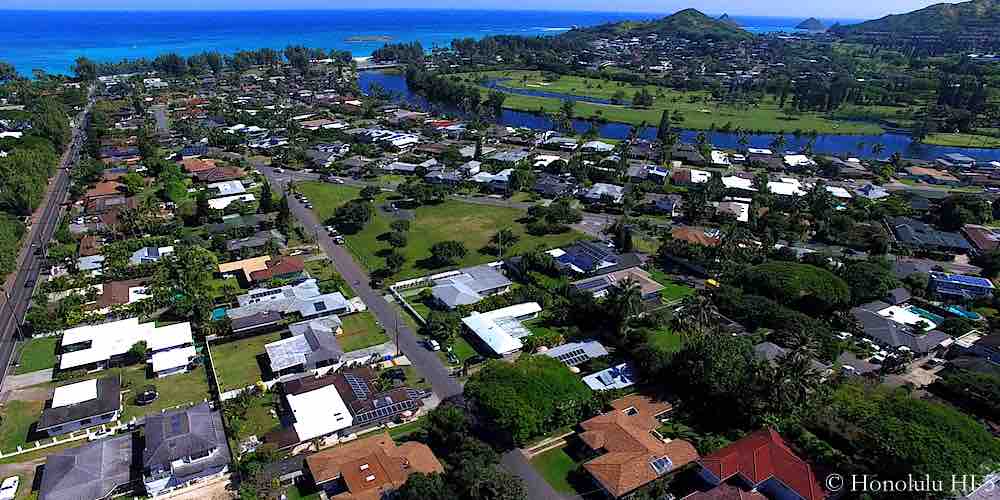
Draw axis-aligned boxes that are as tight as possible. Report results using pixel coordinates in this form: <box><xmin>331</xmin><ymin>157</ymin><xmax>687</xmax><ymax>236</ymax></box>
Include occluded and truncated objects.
<box><xmin>261</xmin><ymin>167</ymin><xmax>565</xmax><ymax>500</ymax></box>
<box><xmin>262</xmin><ymin>168</ymin><xmax>463</xmax><ymax>400</ymax></box>
<box><xmin>0</xmin><ymin>91</ymin><xmax>93</xmax><ymax>390</ymax></box>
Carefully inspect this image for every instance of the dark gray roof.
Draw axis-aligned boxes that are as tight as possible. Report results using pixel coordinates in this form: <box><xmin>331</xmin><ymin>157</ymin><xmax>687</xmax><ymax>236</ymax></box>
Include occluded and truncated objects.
<box><xmin>851</xmin><ymin>304</ymin><xmax>951</xmax><ymax>354</ymax></box>
<box><xmin>884</xmin><ymin>287</ymin><xmax>912</xmax><ymax>305</ymax></box>
<box><xmin>39</xmin><ymin>434</ymin><xmax>134</xmax><ymax>500</ymax></box>
<box><xmin>888</xmin><ymin>216</ymin><xmax>971</xmax><ymax>252</ymax></box>
<box><xmin>225</xmin><ymin>230</ymin><xmax>285</xmax><ymax>252</ymax></box>
<box><xmin>542</xmin><ymin>341</ymin><xmax>609</xmax><ymax>367</ymax></box>
<box><xmin>143</xmin><ymin>404</ymin><xmax>230</xmax><ymax>473</ymax></box>
<box><xmin>753</xmin><ymin>342</ymin><xmax>830</xmax><ymax>372</ymax></box>
<box><xmin>230</xmin><ymin>311</ymin><xmax>283</xmax><ymax>333</ymax></box>
<box><xmin>38</xmin><ymin>376</ymin><xmax>122</xmax><ymax>431</ymax></box>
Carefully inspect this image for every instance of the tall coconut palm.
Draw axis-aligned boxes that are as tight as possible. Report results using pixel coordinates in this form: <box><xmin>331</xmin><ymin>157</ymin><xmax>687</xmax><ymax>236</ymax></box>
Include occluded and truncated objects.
<box><xmin>769</xmin><ymin>133</ymin><xmax>787</xmax><ymax>153</ymax></box>
<box><xmin>871</xmin><ymin>143</ymin><xmax>885</xmax><ymax>158</ymax></box>
<box><xmin>672</xmin><ymin>293</ymin><xmax>719</xmax><ymax>337</ymax></box>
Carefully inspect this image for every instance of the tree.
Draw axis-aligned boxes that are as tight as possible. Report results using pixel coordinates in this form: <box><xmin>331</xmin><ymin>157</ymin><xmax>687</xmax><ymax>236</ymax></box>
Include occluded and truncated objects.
<box><xmin>656</xmin><ymin>109</ymin><xmax>672</xmax><ymax>142</ymax></box>
<box><xmin>841</xmin><ymin>261</ymin><xmax>899</xmax><ymax>305</ymax></box>
<box><xmin>152</xmin><ymin>246</ymin><xmax>218</xmax><ymax>323</ymax></box>
<box><xmin>72</xmin><ymin>56</ymin><xmax>97</xmax><ymax>81</ymax></box>
<box><xmin>120</xmin><ymin>172</ymin><xmax>145</xmax><ymax>196</ymax></box>
<box><xmin>938</xmin><ymin>195</ymin><xmax>991</xmax><ymax>231</ymax></box>
<box><xmin>360</xmin><ymin>185</ymin><xmax>380</xmax><ymax>201</ymax></box>
<box><xmin>127</xmin><ymin>341</ymin><xmax>148</xmax><ymax>365</ymax></box>
<box><xmin>333</xmin><ymin>200</ymin><xmax>373</xmax><ymax>233</ymax></box>
<box><xmin>740</xmin><ymin>262</ymin><xmax>850</xmax><ymax>314</ymax></box>
<box><xmin>390</xmin><ymin>219</ymin><xmax>411</xmax><ymax>233</ymax></box>
<box><xmin>422</xmin><ymin>310</ymin><xmax>461</xmax><ymax>345</ymax></box>
<box><xmin>465</xmin><ymin>356</ymin><xmax>594</xmax><ymax>445</ymax></box>
<box><xmin>490</xmin><ymin>228</ymin><xmax>518</xmax><ymax>257</ymax></box>
<box><xmin>429</xmin><ymin>240</ymin><xmax>467</xmax><ymax>267</ymax></box>
<box><xmin>974</xmin><ymin>250</ymin><xmax>1000</xmax><ymax>279</ymax></box>
<box><xmin>387</xmin><ymin>231</ymin><xmax>408</xmax><ymax>248</ymax></box>
<box><xmin>259</xmin><ymin>180</ymin><xmax>273</xmax><ymax>214</ymax></box>
<box><xmin>0</xmin><ymin>61</ymin><xmax>18</xmax><ymax>83</ymax></box>
<box><xmin>397</xmin><ymin>473</ymin><xmax>455</xmax><ymax>500</ymax></box>
<box><xmin>385</xmin><ymin>249</ymin><xmax>406</xmax><ymax>273</ymax></box>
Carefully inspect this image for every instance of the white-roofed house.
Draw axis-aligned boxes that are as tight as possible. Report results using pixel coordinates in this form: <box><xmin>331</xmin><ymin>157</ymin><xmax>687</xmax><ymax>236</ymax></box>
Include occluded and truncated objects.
<box><xmin>58</xmin><ymin>317</ymin><xmax>196</xmax><ymax>374</ymax></box>
<box><xmin>208</xmin><ymin>193</ymin><xmax>256</xmax><ymax>210</ymax></box>
<box><xmin>461</xmin><ymin>302</ymin><xmax>541</xmax><ymax>358</ymax></box>
<box><xmin>281</xmin><ymin>376</ymin><xmax>353</xmax><ymax>443</ymax></box>
<box><xmin>206</xmin><ymin>180</ymin><xmax>246</xmax><ymax>198</ymax></box>
<box><xmin>37</xmin><ymin>376</ymin><xmax>122</xmax><ymax>437</ymax></box>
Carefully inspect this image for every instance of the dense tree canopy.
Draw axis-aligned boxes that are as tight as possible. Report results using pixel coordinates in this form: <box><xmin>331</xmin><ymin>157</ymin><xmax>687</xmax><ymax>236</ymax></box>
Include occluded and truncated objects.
<box><xmin>740</xmin><ymin>262</ymin><xmax>851</xmax><ymax>313</ymax></box>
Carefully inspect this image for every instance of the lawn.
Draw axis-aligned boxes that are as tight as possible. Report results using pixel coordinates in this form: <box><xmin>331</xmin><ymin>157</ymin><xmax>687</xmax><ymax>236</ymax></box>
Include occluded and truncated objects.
<box><xmin>119</xmin><ymin>364</ymin><xmax>212</xmax><ymax>420</ymax></box>
<box><xmin>450</xmin><ymin>70</ymin><xmax>884</xmax><ymax>135</ymax></box>
<box><xmin>531</xmin><ymin>446</ymin><xmax>584</xmax><ymax>495</ymax></box>
<box><xmin>229</xmin><ymin>391</ymin><xmax>280</xmax><ymax>443</ymax></box>
<box><xmin>339</xmin><ymin>312</ymin><xmax>389</xmax><ymax>352</ymax></box>
<box><xmin>283</xmin><ymin>485</ymin><xmax>320</xmax><ymax>500</ymax></box>
<box><xmin>387</xmin><ymin>418</ymin><xmax>424</xmax><ymax>440</ymax></box>
<box><xmin>14</xmin><ymin>337</ymin><xmax>57</xmax><ymax>375</ymax></box>
<box><xmin>924</xmin><ymin>132</ymin><xmax>1000</xmax><ymax>149</ymax></box>
<box><xmin>211</xmin><ymin>332</ymin><xmax>283</xmax><ymax>391</ymax></box>
<box><xmin>297</xmin><ymin>182</ymin><xmax>585</xmax><ymax>279</ymax></box>
<box><xmin>648</xmin><ymin>329</ymin><xmax>684</xmax><ymax>353</ymax></box>
<box><xmin>0</xmin><ymin>400</ymin><xmax>44</xmax><ymax>452</ymax></box>
<box><xmin>304</xmin><ymin>258</ymin><xmax>357</xmax><ymax>298</ymax></box>
<box><xmin>660</xmin><ymin>282</ymin><xmax>696</xmax><ymax>303</ymax></box>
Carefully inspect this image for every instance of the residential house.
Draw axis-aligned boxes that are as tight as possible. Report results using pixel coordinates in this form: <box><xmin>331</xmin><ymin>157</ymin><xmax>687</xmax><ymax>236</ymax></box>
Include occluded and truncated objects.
<box><xmin>470</xmin><ymin>169</ymin><xmax>513</xmax><ymax>192</ymax></box>
<box><xmin>855</xmin><ymin>183</ymin><xmax>890</xmax><ymax>200</ymax></box>
<box><xmin>193</xmin><ymin>165</ymin><xmax>245</xmax><ymax>183</ymax></box>
<box><xmin>929</xmin><ymin>271</ymin><xmax>995</xmax><ymax>300</ymax></box>
<box><xmin>671</xmin><ymin>144</ymin><xmax>705</xmax><ymax>165</ymax></box>
<box><xmin>851</xmin><ymin>302</ymin><xmax>952</xmax><ymax>355</ymax></box>
<box><xmin>305</xmin><ymin>432</ymin><xmax>444</xmax><ymax>500</ymax></box>
<box><xmin>753</xmin><ymin>342</ymin><xmax>830</xmax><ymax>374</ymax></box>
<box><xmin>546</xmin><ymin>241</ymin><xmax>643</xmax><ymax>277</ymax></box>
<box><xmin>332</xmin><ymin>367</ymin><xmax>425</xmax><ymax>428</ymax></box>
<box><xmin>226</xmin><ymin>279</ymin><xmax>352</xmax><ymax>321</ymax></box>
<box><xmin>544</xmin><ymin>136</ymin><xmax>579</xmax><ymax>151</ymax></box>
<box><xmin>430</xmin><ymin>264</ymin><xmax>512</xmax><ymax>309</ymax></box>
<box><xmin>142</xmin><ymin>404</ymin><xmax>231</xmax><ymax>496</ymax></box>
<box><xmin>249</xmin><ymin>256</ymin><xmax>305</xmax><ymax>283</ymax></box>
<box><xmin>457</xmin><ymin>160</ymin><xmax>482</xmax><ymax>177</ymax></box>
<box><xmin>542</xmin><ymin>340</ymin><xmax>609</xmax><ymax>367</ymax></box>
<box><xmin>583</xmin><ymin>362</ymin><xmax>636</xmax><ymax>391</ymax></box>
<box><xmin>59</xmin><ymin>318</ymin><xmax>194</xmax><ymax>373</ymax></box>
<box><xmin>38</xmin><ymin>376</ymin><xmax>123</xmax><ymax>437</ymax></box>
<box><xmin>206</xmin><ymin>213</ymin><xmax>276</xmax><ymax>234</ymax></box>
<box><xmin>962</xmin><ymin>224</ymin><xmax>1000</xmax><ymax>254</ymax></box>
<box><xmin>954</xmin><ymin>331</ymin><xmax>1000</xmax><ymax>365</ymax></box>
<box><xmin>904</xmin><ymin>166</ymin><xmax>961</xmax><ymax>185</ymax></box>
<box><xmin>462</xmin><ymin>302</ymin><xmax>541</xmax><ymax>358</ymax></box>
<box><xmin>208</xmin><ymin>193</ymin><xmax>256</xmax><ymax>210</ymax></box>
<box><xmin>92</xmin><ymin>279</ymin><xmax>151</xmax><ymax>314</ymax></box>
<box><xmin>487</xmin><ymin>149</ymin><xmax>532</xmax><ymax>168</ymax></box>
<box><xmin>129</xmin><ymin>246</ymin><xmax>174</xmax><ymax>265</ymax></box>
<box><xmin>579</xmin><ymin>395</ymin><xmax>697</xmax><ymax>498</ymax></box>
<box><xmin>581</xmin><ymin>140</ymin><xmax>615</xmax><ymax>154</ymax></box>
<box><xmin>226</xmin><ymin>230</ymin><xmax>285</xmax><ymax>253</ymax></box>
<box><xmin>38</xmin><ymin>434</ymin><xmax>134</xmax><ymax>500</ymax></box>
<box><xmin>888</xmin><ymin>217</ymin><xmax>972</xmax><ymax>254</ymax></box>
<box><xmin>265</xmin><ymin>317</ymin><xmax>344</xmax><ymax>378</ymax></box>
<box><xmin>424</xmin><ymin>169</ymin><xmax>462</xmax><ymax>186</ymax></box>
<box><xmin>689</xmin><ymin>429</ymin><xmax>826</xmax><ymax>500</ymax></box>
<box><xmin>572</xmin><ymin>267</ymin><xmax>664</xmax><ymax>300</ymax></box>
<box><xmin>533</xmin><ymin>174</ymin><xmax>575</xmax><ymax>198</ymax></box>
<box><xmin>647</xmin><ymin>194</ymin><xmax>683</xmax><ymax>217</ymax></box>
<box><xmin>671</xmin><ymin>168</ymin><xmax>711</xmax><ymax>186</ymax></box>
<box><xmin>218</xmin><ymin>255</ymin><xmax>272</xmax><ymax>283</ymax></box>
<box><xmin>627</xmin><ymin>164</ymin><xmax>670</xmax><ymax>184</ymax></box>
<box><xmin>280</xmin><ymin>374</ymin><xmax>354</xmax><ymax>443</ymax></box>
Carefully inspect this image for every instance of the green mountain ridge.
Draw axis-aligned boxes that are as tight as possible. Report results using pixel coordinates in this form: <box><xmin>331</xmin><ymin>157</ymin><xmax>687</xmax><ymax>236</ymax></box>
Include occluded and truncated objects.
<box><xmin>570</xmin><ymin>8</ymin><xmax>752</xmax><ymax>41</ymax></box>
<box><xmin>833</xmin><ymin>0</ymin><xmax>1000</xmax><ymax>35</ymax></box>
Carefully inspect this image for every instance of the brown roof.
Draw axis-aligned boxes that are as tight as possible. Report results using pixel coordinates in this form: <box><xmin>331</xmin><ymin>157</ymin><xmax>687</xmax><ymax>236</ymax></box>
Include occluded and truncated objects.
<box><xmin>95</xmin><ymin>279</ymin><xmax>148</xmax><ymax>309</ymax></box>
<box><xmin>606</xmin><ymin>268</ymin><xmax>665</xmax><ymax>297</ymax></box>
<box><xmin>85</xmin><ymin>181</ymin><xmax>123</xmax><ymax>199</ymax></box>
<box><xmin>963</xmin><ymin>224</ymin><xmax>1000</xmax><ymax>253</ymax></box>
<box><xmin>683</xmin><ymin>484</ymin><xmax>767</xmax><ymax>500</ymax></box>
<box><xmin>78</xmin><ymin>235</ymin><xmax>101</xmax><ymax>257</ymax></box>
<box><xmin>698</xmin><ymin>429</ymin><xmax>825</xmax><ymax>500</ymax></box>
<box><xmin>672</xmin><ymin>226</ymin><xmax>721</xmax><ymax>247</ymax></box>
<box><xmin>194</xmin><ymin>166</ymin><xmax>246</xmax><ymax>183</ymax></box>
<box><xmin>579</xmin><ymin>396</ymin><xmax>697</xmax><ymax>498</ymax></box>
<box><xmin>305</xmin><ymin>432</ymin><xmax>443</xmax><ymax>500</ymax></box>
<box><xmin>218</xmin><ymin>256</ymin><xmax>272</xmax><ymax>282</ymax></box>
<box><xmin>180</xmin><ymin>158</ymin><xmax>218</xmax><ymax>173</ymax></box>
<box><xmin>250</xmin><ymin>256</ymin><xmax>305</xmax><ymax>282</ymax></box>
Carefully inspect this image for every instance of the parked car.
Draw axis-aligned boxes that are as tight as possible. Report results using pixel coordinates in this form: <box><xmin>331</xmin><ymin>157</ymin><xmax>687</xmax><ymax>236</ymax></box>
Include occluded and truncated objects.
<box><xmin>135</xmin><ymin>385</ymin><xmax>159</xmax><ymax>406</ymax></box>
<box><xmin>334</xmin><ymin>236</ymin><xmax>345</xmax><ymax>245</ymax></box>
<box><xmin>0</xmin><ymin>476</ymin><xmax>18</xmax><ymax>500</ymax></box>
<box><xmin>88</xmin><ymin>428</ymin><xmax>115</xmax><ymax>441</ymax></box>
<box><xmin>427</xmin><ymin>340</ymin><xmax>441</xmax><ymax>351</ymax></box>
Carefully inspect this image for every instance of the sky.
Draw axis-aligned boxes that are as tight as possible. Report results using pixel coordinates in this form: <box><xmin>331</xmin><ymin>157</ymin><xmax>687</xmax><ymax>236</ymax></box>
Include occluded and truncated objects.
<box><xmin>0</xmin><ymin>0</ymin><xmax>963</xmax><ymax>20</ymax></box>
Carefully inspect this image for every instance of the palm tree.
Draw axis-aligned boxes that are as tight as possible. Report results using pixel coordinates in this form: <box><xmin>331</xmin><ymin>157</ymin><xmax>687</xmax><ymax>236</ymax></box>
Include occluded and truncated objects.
<box><xmin>671</xmin><ymin>293</ymin><xmax>719</xmax><ymax>336</ymax></box>
<box><xmin>490</xmin><ymin>228</ymin><xmax>518</xmax><ymax>257</ymax></box>
<box><xmin>607</xmin><ymin>278</ymin><xmax>642</xmax><ymax>339</ymax></box>
<box><xmin>737</xmin><ymin>132</ymin><xmax>750</xmax><ymax>153</ymax></box>
<box><xmin>871</xmin><ymin>143</ymin><xmax>885</xmax><ymax>158</ymax></box>
<box><xmin>769</xmin><ymin>133</ymin><xmax>787</xmax><ymax>153</ymax></box>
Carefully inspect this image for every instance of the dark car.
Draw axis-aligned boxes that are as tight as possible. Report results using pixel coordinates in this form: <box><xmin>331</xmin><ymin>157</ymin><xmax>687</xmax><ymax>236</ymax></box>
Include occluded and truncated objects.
<box><xmin>135</xmin><ymin>385</ymin><xmax>159</xmax><ymax>406</ymax></box>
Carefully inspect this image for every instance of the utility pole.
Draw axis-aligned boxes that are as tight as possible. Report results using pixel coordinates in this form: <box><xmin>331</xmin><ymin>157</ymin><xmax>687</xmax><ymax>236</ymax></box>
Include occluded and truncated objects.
<box><xmin>2</xmin><ymin>290</ymin><xmax>24</xmax><ymax>342</ymax></box>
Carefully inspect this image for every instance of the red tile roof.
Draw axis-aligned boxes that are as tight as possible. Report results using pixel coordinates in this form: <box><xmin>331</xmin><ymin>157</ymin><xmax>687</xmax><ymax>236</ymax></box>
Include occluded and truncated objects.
<box><xmin>249</xmin><ymin>256</ymin><xmax>305</xmax><ymax>282</ymax></box>
<box><xmin>683</xmin><ymin>484</ymin><xmax>767</xmax><ymax>500</ymax></box>
<box><xmin>698</xmin><ymin>429</ymin><xmax>825</xmax><ymax>500</ymax></box>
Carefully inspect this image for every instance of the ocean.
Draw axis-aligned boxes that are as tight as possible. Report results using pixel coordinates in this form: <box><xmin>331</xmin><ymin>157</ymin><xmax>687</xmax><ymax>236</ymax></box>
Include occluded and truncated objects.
<box><xmin>0</xmin><ymin>9</ymin><xmax>862</xmax><ymax>76</ymax></box>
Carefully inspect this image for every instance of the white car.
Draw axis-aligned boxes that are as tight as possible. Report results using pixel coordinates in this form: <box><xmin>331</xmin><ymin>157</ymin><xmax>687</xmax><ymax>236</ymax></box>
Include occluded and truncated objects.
<box><xmin>0</xmin><ymin>476</ymin><xmax>19</xmax><ymax>500</ymax></box>
<box><xmin>88</xmin><ymin>428</ymin><xmax>115</xmax><ymax>441</ymax></box>
<box><xmin>427</xmin><ymin>340</ymin><xmax>441</xmax><ymax>351</ymax></box>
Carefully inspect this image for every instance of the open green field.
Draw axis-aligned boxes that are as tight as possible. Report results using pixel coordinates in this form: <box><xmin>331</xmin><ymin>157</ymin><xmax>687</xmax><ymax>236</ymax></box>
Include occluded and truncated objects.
<box><xmin>297</xmin><ymin>182</ymin><xmax>585</xmax><ymax>279</ymax></box>
<box><xmin>339</xmin><ymin>312</ymin><xmax>389</xmax><ymax>352</ymax></box>
<box><xmin>450</xmin><ymin>70</ymin><xmax>884</xmax><ymax>135</ymax></box>
<box><xmin>923</xmin><ymin>132</ymin><xmax>1000</xmax><ymax>149</ymax></box>
<box><xmin>648</xmin><ymin>328</ymin><xmax>685</xmax><ymax>353</ymax></box>
<box><xmin>211</xmin><ymin>332</ymin><xmax>283</xmax><ymax>391</ymax></box>
<box><xmin>14</xmin><ymin>337</ymin><xmax>58</xmax><ymax>375</ymax></box>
